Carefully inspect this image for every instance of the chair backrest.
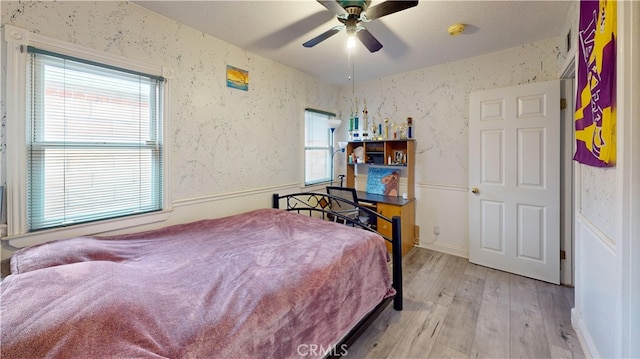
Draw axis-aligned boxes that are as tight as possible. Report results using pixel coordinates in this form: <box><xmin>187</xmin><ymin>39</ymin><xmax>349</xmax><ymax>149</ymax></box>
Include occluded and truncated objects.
<box><xmin>326</xmin><ymin>186</ymin><xmax>358</xmax><ymax>201</ymax></box>
<box><xmin>326</xmin><ymin>186</ymin><xmax>359</xmax><ymax>215</ymax></box>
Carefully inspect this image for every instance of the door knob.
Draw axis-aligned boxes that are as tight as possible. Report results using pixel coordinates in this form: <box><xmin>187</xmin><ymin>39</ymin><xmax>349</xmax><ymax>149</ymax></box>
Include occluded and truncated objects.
<box><xmin>471</xmin><ymin>187</ymin><xmax>480</xmax><ymax>194</ymax></box>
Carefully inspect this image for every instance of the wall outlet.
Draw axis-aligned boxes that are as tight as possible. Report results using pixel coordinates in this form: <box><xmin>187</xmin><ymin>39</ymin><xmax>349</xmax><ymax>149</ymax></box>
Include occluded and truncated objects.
<box><xmin>414</xmin><ymin>225</ymin><xmax>420</xmax><ymax>238</ymax></box>
<box><xmin>434</xmin><ymin>225</ymin><xmax>440</xmax><ymax>236</ymax></box>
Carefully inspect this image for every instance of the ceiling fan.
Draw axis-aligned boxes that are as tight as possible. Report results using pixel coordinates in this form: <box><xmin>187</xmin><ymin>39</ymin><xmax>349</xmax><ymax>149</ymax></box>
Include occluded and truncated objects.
<box><xmin>303</xmin><ymin>0</ymin><xmax>418</xmax><ymax>53</ymax></box>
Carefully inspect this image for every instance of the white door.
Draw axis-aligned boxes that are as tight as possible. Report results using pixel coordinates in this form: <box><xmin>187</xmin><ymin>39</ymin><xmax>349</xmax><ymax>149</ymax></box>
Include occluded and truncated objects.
<box><xmin>469</xmin><ymin>80</ymin><xmax>560</xmax><ymax>284</ymax></box>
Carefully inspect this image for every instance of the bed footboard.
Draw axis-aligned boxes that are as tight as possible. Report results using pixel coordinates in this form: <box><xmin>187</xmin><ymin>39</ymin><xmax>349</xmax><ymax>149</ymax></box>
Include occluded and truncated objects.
<box><xmin>272</xmin><ymin>192</ymin><xmax>403</xmax><ymax>312</ymax></box>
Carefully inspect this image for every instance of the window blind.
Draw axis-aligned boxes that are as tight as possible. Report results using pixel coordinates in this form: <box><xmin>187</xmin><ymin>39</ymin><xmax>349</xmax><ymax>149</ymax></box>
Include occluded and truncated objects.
<box><xmin>304</xmin><ymin>109</ymin><xmax>334</xmax><ymax>185</ymax></box>
<box><xmin>26</xmin><ymin>48</ymin><xmax>164</xmax><ymax>231</ymax></box>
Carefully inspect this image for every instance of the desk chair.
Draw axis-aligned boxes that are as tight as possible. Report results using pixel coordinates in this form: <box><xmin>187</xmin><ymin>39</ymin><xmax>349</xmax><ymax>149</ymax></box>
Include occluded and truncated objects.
<box><xmin>326</xmin><ymin>186</ymin><xmax>370</xmax><ymax>226</ymax></box>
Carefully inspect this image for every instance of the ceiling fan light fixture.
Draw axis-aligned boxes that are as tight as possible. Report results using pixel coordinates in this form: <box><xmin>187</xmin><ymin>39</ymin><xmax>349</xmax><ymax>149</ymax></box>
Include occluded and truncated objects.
<box><xmin>347</xmin><ymin>35</ymin><xmax>357</xmax><ymax>49</ymax></box>
<box><xmin>346</xmin><ymin>20</ymin><xmax>357</xmax><ymax>49</ymax></box>
<box><xmin>448</xmin><ymin>23</ymin><xmax>465</xmax><ymax>36</ymax></box>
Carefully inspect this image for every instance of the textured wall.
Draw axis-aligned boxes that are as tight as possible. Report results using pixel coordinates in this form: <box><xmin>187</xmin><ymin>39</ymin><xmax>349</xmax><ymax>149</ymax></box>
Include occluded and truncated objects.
<box><xmin>332</xmin><ymin>37</ymin><xmax>564</xmax><ymax>258</ymax></box>
<box><xmin>578</xmin><ymin>165</ymin><xmax>618</xmax><ymax>239</ymax></box>
<box><xmin>556</xmin><ymin>0</ymin><xmax>618</xmax><ymax>240</ymax></box>
<box><xmin>337</xmin><ymin>37</ymin><xmax>564</xmax><ymax>188</ymax></box>
<box><xmin>569</xmin><ymin>0</ymin><xmax>617</xmax><ymax>240</ymax></box>
<box><xmin>1</xmin><ymin>1</ymin><xmax>338</xmax><ymax>201</ymax></box>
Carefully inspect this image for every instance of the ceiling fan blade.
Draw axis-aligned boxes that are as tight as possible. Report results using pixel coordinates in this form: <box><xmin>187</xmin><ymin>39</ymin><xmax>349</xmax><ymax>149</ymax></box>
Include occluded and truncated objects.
<box><xmin>364</xmin><ymin>0</ymin><xmax>418</xmax><ymax>20</ymax></box>
<box><xmin>357</xmin><ymin>28</ymin><xmax>383</xmax><ymax>52</ymax></box>
<box><xmin>317</xmin><ymin>0</ymin><xmax>348</xmax><ymax>17</ymax></box>
<box><xmin>303</xmin><ymin>26</ymin><xmax>344</xmax><ymax>48</ymax></box>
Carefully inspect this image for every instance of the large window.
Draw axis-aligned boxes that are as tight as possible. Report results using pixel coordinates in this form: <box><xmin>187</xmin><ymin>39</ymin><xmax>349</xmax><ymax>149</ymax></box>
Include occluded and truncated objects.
<box><xmin>25</xmin><ymin>47</ymin><xmax>164</xmax><ymax>231</ymax></box>
<box><xmin>304</xmin><ymin>109</ymin><xmax>335</xmax><ymax>185</ymax></box>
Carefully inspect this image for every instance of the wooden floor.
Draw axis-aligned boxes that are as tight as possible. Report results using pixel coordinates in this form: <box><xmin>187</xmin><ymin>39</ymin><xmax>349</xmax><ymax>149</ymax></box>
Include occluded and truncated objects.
<box><xmin>347</xmin><ymin>248</ymin><xmax>584</xmax><ymax>359</ymax></box>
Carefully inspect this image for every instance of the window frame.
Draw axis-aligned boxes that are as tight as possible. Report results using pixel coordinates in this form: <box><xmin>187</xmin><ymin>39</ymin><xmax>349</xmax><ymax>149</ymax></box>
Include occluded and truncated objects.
<box><xmin>4</xmin><ymin>25</ymin><xmax>173</xmax><ymax>241</ymax></box>
<box><xmin>303</xmin><ymin>108</ymin><xmax>336</xmax><ymax>186</ymax></box>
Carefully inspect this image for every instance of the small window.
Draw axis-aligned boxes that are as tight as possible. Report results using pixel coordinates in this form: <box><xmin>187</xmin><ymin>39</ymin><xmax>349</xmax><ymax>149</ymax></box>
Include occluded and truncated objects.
<box><xmin>304</xmin><ymin>109</ymin><xmax>336</xmax><ymax>185</ymax></box>
<box><xmin>26</xmin><ymin>47</ymin><xmax>164</xmax><ymax>231</ymax></box>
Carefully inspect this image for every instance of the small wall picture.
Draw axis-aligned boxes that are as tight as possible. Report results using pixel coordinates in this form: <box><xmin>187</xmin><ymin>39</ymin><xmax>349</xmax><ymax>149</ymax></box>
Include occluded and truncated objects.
<box><xmin>226</xmin><ymin>65</ymin><xmax>249</xmax><ymax>91</ymax></box>
<box><xmin>393</xmin><ymin>150</ymin><xmax>405</xmax><ymax>164</ymax></box>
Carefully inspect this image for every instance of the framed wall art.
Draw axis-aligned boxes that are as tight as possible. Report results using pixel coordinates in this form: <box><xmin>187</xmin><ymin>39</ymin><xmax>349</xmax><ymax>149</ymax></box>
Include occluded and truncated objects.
<box><xmin>226</xmin><ymin>65</ymin><xmax>249</xmax><ymax>91</ymax></box>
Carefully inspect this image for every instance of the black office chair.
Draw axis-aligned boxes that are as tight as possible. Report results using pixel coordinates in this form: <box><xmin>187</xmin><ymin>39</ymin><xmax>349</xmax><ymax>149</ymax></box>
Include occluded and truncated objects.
<box><xmin>326</xmin><ymin>186</ymin><xmax>370</xmax><ymax>226</ymax></box>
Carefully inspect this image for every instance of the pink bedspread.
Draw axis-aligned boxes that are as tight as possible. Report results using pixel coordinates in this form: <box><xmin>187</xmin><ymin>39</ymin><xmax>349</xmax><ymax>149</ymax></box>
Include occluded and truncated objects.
<box><xmin>0</xmin><ymin>208</ymin><xmax>393</xmax><ymax>358</ymax></box>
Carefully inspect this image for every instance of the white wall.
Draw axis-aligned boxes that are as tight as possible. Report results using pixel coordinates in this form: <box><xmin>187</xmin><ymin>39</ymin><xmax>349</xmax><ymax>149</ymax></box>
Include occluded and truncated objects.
<box><xmin>571</xmin><ymin>1</ymin><xmax>640</xmax><ymax>358</ymax></box>
<box><xmin>0</xmin><ymin>1</ymin><xmax>337</xmax><ymax>258</ymax></box>
<box><xmin>336</xmin><ymin>36</ymin><xmax>564</xmax><ymax>257</ymax></box>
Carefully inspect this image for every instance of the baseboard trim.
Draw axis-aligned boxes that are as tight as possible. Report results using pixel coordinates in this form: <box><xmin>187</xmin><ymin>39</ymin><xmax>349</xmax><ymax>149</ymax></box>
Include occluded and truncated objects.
<box><xmin>418</xmin><ymin>241</ymin><xmax>468</xmax><ymax>259</ymax></box>
<box><xmin>571</xmin><ymin>307</ymin><xmax>597</xmax><ymax>358</ymax></box>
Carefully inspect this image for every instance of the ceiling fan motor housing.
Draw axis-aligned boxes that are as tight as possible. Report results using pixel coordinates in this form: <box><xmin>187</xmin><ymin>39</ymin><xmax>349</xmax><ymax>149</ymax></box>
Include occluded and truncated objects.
<box><xmin>338</xmin><ymin>0</ymin><xmax>367</xmax><ymax>34</ymax></box>
<box><xmin>338</xmin><ymin>0</ymin><xmax>370</xmax><ymax>12</ymax></box>
<box><xmin>304</xmin><ymin>0</ymin><xmax>417</xmax><ymax>52</ymax></box>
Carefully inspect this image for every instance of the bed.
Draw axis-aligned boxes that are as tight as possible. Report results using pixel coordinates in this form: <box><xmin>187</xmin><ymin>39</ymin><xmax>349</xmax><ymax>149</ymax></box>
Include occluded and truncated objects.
<box><xmin>0</xmin><ymin>192</ymin><xmax>403</xmax><ymax>358</ymax></box>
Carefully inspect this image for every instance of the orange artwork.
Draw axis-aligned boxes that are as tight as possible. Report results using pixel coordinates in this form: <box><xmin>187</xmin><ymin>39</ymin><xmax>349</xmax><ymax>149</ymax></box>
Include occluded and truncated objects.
<box><xmin>226</xmin><ymin>65</ymin><xmax>249</xmax><ymax>91</ymax></box>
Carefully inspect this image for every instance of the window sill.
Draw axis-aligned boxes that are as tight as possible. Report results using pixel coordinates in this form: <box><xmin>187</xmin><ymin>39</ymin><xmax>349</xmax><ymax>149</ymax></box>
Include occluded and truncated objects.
<box><xmin>1</xmin><ymin>210</ymin><xmax>173</xmax><ymax>251</ymax></box>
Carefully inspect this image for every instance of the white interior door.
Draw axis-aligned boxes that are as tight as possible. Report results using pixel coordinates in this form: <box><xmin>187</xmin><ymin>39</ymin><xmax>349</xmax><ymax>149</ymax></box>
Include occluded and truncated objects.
<box><xmin>469</xmin><ymin>80</ymin><xmax>560</xmax><ymax>284</ymax></box>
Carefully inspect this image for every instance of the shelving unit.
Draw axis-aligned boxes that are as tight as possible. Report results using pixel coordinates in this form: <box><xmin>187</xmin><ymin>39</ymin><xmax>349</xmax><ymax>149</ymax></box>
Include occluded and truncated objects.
<box><xmin>344</xmin><ymin>139</ymin><xmax>416</xmax><ymax>256</ymax></box>
<box><xmin>345</xmin><ymin>140</ymin><xmax>415</xmax><ymax>199</ymax></box>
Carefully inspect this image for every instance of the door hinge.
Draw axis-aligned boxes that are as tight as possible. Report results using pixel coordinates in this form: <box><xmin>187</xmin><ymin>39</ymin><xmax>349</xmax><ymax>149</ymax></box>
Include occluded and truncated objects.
<box><xmin>560</xmin><ymin>250</ymin><xmax>566</xmax><ymax>260</ymax></box>
<box><xmin>560</xmin><ymin>98</ymin><xmax>567</xmax><ymax>110</ymax></box>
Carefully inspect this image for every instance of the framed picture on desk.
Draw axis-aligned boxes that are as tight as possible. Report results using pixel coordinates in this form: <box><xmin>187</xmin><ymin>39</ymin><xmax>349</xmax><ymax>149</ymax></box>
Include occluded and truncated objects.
<box><xmin>393</xmin><ymin>150</ymin><xmax>405</xmax><ymax>164</ymax></box>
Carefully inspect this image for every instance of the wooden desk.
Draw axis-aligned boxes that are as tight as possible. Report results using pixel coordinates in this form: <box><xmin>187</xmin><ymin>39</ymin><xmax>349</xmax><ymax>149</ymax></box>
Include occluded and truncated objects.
<box><xmin>357</xmin><ymin>191</ymin><xmax>416</xmax><ymax>257</ymax></box>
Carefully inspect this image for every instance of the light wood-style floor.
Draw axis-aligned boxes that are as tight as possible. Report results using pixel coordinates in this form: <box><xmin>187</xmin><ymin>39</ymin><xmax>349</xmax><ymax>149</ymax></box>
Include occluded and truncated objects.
<box><xmin>347</xmin><ymin>248</ymin><xmax>585</xmax><ymax>358</ymax></box>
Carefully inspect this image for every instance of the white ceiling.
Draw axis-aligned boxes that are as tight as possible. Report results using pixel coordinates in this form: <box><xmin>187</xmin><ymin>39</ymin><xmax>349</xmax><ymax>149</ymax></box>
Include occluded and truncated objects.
<box><xmin>134</xmin><ymin>0</ymin><xmax>572</xmax><ymax>86</ymax></box>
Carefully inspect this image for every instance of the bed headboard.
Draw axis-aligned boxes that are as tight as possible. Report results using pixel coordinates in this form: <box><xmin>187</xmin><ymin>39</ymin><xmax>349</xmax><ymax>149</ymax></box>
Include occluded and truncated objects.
<box><xmin>272</xmin><ymin>192</ymin><xmax>403</xmax><ymax>312</ymax></box>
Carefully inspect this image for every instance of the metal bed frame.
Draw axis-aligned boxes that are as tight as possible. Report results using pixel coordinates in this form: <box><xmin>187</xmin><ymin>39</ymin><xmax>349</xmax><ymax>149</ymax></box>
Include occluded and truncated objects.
<box><xmin>272</xmin><ymin>192</ymin><xmax>403</xmax><ymax>357</ymax></box>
